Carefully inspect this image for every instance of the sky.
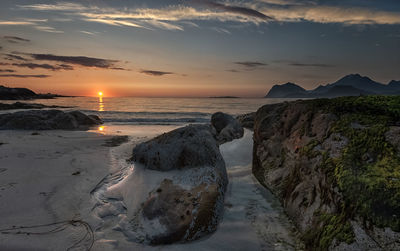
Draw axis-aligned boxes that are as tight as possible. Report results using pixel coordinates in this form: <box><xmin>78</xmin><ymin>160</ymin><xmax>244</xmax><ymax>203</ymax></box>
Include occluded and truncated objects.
<box><xmin>0</xmin><ymin>0</ymin><xmax>399</xmax><ymax>97</ymax></box>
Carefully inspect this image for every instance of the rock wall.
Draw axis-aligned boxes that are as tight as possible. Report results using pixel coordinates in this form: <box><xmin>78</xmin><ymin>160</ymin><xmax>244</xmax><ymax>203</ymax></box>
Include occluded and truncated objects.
<box><xmin>253</xmin><ymin>97</ymin><xmax>400</xmax><ymax>250</ymax></box>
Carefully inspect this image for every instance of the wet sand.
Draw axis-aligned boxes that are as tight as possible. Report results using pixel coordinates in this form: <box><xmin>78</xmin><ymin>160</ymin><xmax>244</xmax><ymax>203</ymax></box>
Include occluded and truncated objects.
<box><xmin>0</xmin><ymin>127</ymin><xmax>300</xmax><ymax>250</ymax></box>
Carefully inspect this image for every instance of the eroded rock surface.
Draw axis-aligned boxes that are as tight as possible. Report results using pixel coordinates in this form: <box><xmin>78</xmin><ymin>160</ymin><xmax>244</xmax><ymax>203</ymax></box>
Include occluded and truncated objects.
<box><xmin>142</xmin><ymin>179</ymin><xmax>221</xmax><ymax>244</ymax></box>
<box><xmin>253</xmin><ymin>97</ymin><xmax>400</xmax><ymax>250</ymax></box>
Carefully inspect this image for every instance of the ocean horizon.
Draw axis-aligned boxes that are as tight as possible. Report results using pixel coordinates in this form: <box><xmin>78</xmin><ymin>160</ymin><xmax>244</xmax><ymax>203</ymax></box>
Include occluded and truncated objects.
<box><xmin>0</xmin><ymin>97</ymin><xmax>297</xmax><ymax>126</ymax></box>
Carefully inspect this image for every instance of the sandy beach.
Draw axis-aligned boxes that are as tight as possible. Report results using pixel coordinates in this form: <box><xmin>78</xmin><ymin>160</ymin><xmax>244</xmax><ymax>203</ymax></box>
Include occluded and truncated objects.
<box><xmin>0</xmin><ymin>125</ymin><xmax>175</xmax><ymax>250</ymax></box>
<box><xmin>0</xmin><ymin>126</ymin><xmax>299</xmax><ymax>250</ymax></box>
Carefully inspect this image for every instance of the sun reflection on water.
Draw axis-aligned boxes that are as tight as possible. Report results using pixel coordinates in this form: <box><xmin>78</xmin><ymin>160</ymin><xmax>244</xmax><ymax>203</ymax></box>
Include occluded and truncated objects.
<box><xmin>98</xmin><ymin>96</ymin><xmax>104</xmax><ymax>111</ymax></box>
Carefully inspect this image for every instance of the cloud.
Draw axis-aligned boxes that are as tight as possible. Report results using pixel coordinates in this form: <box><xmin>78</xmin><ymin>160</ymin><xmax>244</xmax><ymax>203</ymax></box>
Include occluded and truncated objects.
<box><xmin>257</xmin><ymin>0</ymin><xmax>317</xmax><ymax>6</ymax></box>
<box><xmin>17</xmin><ymin>3</ymin><xmax>86</xmax><ymax>11</ymax></box>
<box><xmin>34</xmin><ymin>26</ymin><xmax>63</xmax><ymax>33</ymax></box>
<box><xmin>4</xmin><ymin>54</ymin><xmax>29</xmax><ymax>61</ymax></box>
<box><xmin>211</xmin><ymin>27</ymin><xmax>231</xmax><ymax>34</ymax></box>
<box><xmin>144</xmin><ymin>20</ymin><xmax>183</xmax><ymax>31</ymax></box>
<box><xmin>19</xmin><ymin>2</ymin><xmax>273</xmax><ymax>30</ymax></box>
<box><xmin>11</xmin><ymin>63</ymin><xmax>74</xmax><ymax>71</ymax></box>
<box><xmin>0</xmin><ymin>20</ymin><xmax>35</xmax><ymax>25</ymax></box>
<box><xmin>30</xmin><ymin>53</ymin><xmax>126</xmax><ymax>69</ymax></box>
<box><xmin>3</xmin><ymin>52</ymin><xmax>128</xmax><ymax>71</ymax></box>
<box><xmin>3</xmin><ymin>36</ymin><xmax>30</xmax><ymax>43</ymax></box>
<box><xmin>15</xmin><ymin>1</ymin><xmax>400</xmax><ymax>33</ymax></box>
<box><xmin>0</xmin><ymin>69</ymin><xmax>15</xmax><ymax>73</ymax></box>
<box><xmin>202</xmin><ymin>1</ymin><xmax>273</xmax><ymax>21</ymax></box>
<box><xmin>226</xmin><ymin>69</ymin><xmax>240</xmax><ymax>73</ymax></box>
<box><xmin>84</xmin><ymin>18</ymin><xmax>146</xmax><ymax>29</ymax></box>
<box><xmin>257</xmin><ymin>5</ymin><xmax>400</xmax><ymax>25</ymax></box>
<box><xmin>274</xmin><ymin>60</ymin><xmax>335</xmax><ymax>67</ymax></box>
<box><xmin>79</xmin><ymin>30</ymin><xmax>98</xmax><ymax>35</ymax></box>
<box><xmin>234</xmin><ymin>61</ymin><xmax>267</xmax><ymax>68</ymax></box>
<box><xmin>0</xmin><ymin>19</ymin><xmax>63</xmax><ymax>33</ymax></box>
<box><xmin>289</xmin><ymin>63</ymin><xmax>334</xmax><ymax>67</ymax></box>
<box><xmin>140</xmin><ymin>70</ymin><xmax>174</xmax><ymax>76</ymax></box>
<box><xmin>0</xmin><ymin>74</ymin><xmax>50</xmax><ymax>78</ymax></box>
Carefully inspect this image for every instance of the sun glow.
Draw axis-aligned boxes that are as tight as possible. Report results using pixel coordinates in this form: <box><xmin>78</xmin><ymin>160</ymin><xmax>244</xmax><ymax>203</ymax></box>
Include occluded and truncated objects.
<box><xmin>98</xmin><ymin>91</ymin><xmax>103</xmax><ymax>97</ymax></box>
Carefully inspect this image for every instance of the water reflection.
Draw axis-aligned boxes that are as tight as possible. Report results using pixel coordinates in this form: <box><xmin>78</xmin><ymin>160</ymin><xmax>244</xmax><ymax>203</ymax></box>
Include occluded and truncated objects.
<box><xmin>98</xmin><ymin>96</ymin><xmax>104</xmax><ymax>111</ymax></box>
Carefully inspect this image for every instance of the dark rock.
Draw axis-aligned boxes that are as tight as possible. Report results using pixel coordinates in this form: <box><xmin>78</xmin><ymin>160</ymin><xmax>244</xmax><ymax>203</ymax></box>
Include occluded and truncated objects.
<box><xmin>132</xmin><ymin>124</ymin><xmax>226</xmax><ymax>175</ymax></box>
<box><xmin>253</xmin><ymin>97</ymin><xmax>400</xmax><ymax>250</ymax></box>
<box><xmin>211</xmin><ymin>112</ymin><xmax>244</xmax><ymax>144</ymax></box>
<box><xmin>0</xmin><ymin>102</ymin><xmax>71</xmax><ymax>110</ymax></box>
<box><xmin>0</xmin><ymin>110</ymin><xmax>102</xmax><ymax>130</ymax></box>
<box><xmin>131</xmin><ymin>123</ymin><xmax>228</xmax><ymax>244</ymax></box>
<box><xmin>236</xmin><ymin>112</ymin><xmax>255</xmax><ymax>129</ymax></box>
<box><xmin>142</xmin><ymin>179</ymin><xmax>221</xmax><ymax>244</ymax></box>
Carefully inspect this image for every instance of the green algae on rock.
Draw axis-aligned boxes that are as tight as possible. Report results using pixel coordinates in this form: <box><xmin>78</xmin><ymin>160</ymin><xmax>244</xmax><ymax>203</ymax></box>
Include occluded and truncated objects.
<box><xmin>253</xmin><ymin>96</ymin><xmax>400</xmax><ymax>250</ymax></box>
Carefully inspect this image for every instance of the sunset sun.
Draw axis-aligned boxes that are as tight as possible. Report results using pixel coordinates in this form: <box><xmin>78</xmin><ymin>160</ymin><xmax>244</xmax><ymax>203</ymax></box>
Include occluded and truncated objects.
<box><xmin>98</xmin><ymin>91</ymin><xmax>103</xmax><ymax>97</ymax></box>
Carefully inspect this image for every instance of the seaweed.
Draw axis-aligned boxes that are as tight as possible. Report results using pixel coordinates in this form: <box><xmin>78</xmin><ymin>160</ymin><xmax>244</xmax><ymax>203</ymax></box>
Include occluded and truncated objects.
<box><xmin>297</xmin><ymin>96</ymin><xmax>400</xmax><ymax>248</ymax></box>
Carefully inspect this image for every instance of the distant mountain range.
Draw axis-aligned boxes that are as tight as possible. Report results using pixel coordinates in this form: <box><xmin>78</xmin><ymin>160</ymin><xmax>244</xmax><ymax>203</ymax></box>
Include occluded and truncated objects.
<box><xmin>265</xmin><ymin>74</ymin><xmax>400</xmax><ymax>98</ymax></box>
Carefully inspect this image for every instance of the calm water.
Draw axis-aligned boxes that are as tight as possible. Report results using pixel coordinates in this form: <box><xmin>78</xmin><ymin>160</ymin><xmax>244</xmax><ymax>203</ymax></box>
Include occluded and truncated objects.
<box><xmin>2</xmin><ymin>97</ymin><xmax>296</xmax><ymax>125</ymax></box>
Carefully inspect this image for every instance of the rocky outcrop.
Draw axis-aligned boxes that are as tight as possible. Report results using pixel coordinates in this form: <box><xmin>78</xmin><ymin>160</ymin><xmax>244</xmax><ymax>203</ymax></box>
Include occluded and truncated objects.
<box><xmin>253</xmin><ymin>96</ymin><xmax>400</xmax><ymax>250</ymax></box>
<box><xmin>0</xmin><ymin>110</ymin><xmax>102</xmax><ymax>130</ymax></box>
<box><xmin>211</xmin><ymin>112</ymin><xmax>244</xmax><ymax>144</ymax></box>
<box><xmin>0</xmin><ymin>102</ymin><xmax>70</xmax><ymax>110</ymax></box>
<box><xmin>129</xmin><ymin>113</ymin><xmax>243</xmax><ymax>244</ymax></box>
<box><xmin>236</xmin><ymin>112</ymin><xmax>255</xmax><ymax>129</ymax></box>
<box><xmin>0</xmin><ymin>85</ymin><xmax>64</xmax><ymax>100</ymax></box>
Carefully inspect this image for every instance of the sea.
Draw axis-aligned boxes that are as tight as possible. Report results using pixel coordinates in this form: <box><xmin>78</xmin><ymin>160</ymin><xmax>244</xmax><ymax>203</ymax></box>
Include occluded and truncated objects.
<box><xmin>2</xmin><ymin>97</ymin><xmax>294</xmax><ymax>127</ymax></box>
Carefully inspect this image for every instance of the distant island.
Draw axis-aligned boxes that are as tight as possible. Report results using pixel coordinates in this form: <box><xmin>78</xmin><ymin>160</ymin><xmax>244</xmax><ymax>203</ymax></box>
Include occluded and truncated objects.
<box><xmin>265</xmin><ymin>74</ymin><xmax>400</xmax><ymax>98</ymax></box>
<box><xmin>208</xmin><ymin>96</ymin><xmax>240</xmax><ymax>99</ymax></box>
<box><xmin>0</xmin><ymin>85</ymin><xmax>68</xmax><ymax>100</ymax></box>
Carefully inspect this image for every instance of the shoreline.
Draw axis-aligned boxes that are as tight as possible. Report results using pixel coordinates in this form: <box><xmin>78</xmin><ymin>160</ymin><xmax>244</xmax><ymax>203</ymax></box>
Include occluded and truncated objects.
<box><xmin>0</xmin><ymin>124</ymin><xmax>300</xmax><ymax>250</ymax></box>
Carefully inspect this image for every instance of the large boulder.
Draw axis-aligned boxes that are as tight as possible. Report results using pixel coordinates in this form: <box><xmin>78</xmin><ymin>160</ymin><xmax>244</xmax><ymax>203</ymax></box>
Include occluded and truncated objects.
<box><xmin>132</xmin><ymin>124</ymin><xmax>226</xmax><ymax>174</ymax></box>
<box><xmin>211</xmin><ymin>112</ymin><xmax>244</xmax><ymax>144</ymax></box>
<box><xmin>0</xmin><ymin>110</ymin><xmax>102</xmax><ymax>130</ymax></box>
<box><xmin>253</xmin><ymin>96</ymin><xmax>400</xmax><ymax>250</ymax></box>
<box><xmin>130</xmin><ymin>124</ymin><xmax>228</xmax><ymax>244</ymax></box>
